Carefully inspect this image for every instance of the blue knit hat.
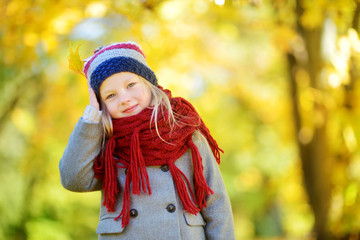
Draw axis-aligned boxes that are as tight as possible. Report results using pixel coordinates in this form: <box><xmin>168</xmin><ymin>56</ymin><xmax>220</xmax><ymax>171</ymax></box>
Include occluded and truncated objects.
<box><xmin>83</xmin><ymin>41</ymin><xmax>158</xmax><ymax>96</ymax></box>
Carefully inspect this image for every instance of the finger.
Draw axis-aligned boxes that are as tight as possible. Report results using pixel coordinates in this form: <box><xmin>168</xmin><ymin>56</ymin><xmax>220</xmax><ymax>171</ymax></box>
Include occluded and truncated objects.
<box><xmin>87</xmin><ymin>82</ymin><xmax>100</xmax><ymax>110</ymax></box>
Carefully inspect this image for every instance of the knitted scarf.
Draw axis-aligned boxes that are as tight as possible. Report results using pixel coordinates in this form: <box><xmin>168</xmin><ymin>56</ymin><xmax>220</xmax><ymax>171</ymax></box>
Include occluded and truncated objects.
<box><xmin>93</xmin><ymin>88</ymin><xmax>223</xmax><ymax>228</ymax></box>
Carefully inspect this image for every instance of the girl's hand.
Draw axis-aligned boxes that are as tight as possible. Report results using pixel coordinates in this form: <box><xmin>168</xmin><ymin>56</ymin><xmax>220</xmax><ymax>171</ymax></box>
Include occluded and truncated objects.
<box><xmin>87</xmin><ymin>81</ymin><xmax>100</xmax><ymax>110</ymax></box>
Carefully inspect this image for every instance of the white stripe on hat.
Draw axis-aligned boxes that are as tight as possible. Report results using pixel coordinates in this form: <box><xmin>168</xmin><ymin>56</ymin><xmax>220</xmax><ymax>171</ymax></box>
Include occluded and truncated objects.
<box><xmin>86</xmin><ymin>48</ymin><xmax>148</xmax><ymax>80</ymax></box>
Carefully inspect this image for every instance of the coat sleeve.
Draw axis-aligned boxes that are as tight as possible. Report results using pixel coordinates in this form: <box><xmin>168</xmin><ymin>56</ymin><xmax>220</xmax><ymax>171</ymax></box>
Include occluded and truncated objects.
<box><xmin>59</xmin><ymin>117</ymin><xmax>103</xmax><ymax>192</ymax></box>
<box><xmin>193</xmin><ymin>132</ymin><xmax>236</xmax><ymax>240</ymax></box>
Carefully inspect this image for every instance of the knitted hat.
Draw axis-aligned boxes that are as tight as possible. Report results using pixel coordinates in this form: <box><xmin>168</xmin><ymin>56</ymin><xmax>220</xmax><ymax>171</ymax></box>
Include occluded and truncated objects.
<box><xmin>83</xmin><ymin>41</ymin><xmax>158</xmax><ymax>96</ymax></box>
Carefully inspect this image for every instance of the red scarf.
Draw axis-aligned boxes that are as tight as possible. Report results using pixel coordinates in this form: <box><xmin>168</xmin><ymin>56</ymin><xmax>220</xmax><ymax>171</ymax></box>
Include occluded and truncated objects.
<box><xmin>94</xmin><ymin>88</ymin><xmax>223</xmax><ymax>228</ymax></box>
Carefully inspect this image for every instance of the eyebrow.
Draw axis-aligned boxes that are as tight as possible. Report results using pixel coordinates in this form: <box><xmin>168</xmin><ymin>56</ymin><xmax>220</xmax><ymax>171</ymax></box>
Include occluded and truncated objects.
<box><xmin>101</xmin><ymin>90</ymin><xmax>113</xmax><ymax>96</ymax></box>
<box><xmin>123</xmin><ymin>75</ymin><xmax>139</xmax><ymax>83</ymax></box>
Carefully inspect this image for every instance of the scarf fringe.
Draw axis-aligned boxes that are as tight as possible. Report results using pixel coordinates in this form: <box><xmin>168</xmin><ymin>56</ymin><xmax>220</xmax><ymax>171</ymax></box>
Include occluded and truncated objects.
<box><xmin>179</xmin><ymin>96</ymin><xmax>223</xmax><ymax>164</ymax></box>
<box><xmin>117</xmin><ymin>129</ymin><xmax>152</xmax><ymax>227</ymax></box>
<box><xmin>131</xmin><ymin>129</ymin><xmax>151</xmax><ymax>195</ymax></box>
<box><xmin>102</xmin><ymin>137</ymin><xmax>119</xmax><ymax>212</ymax></box>
<box><xmin>199</xmin><ymin>121</ymin><xmax>223</xmax><ymax>164</ymax></box>
<box><xmin>117</xmin><ymin>172</ymin><xmax>131</xmax><ymax>227</ymax></box>
<box><xmin>169</xmin><ymin>163</ymin><xmax>199</xmax><ymax>214</ymax></box>
<box><xmin>188</xmin><ymin>139</ymin><xmax>214</xmax><ymax>209</ymax></box>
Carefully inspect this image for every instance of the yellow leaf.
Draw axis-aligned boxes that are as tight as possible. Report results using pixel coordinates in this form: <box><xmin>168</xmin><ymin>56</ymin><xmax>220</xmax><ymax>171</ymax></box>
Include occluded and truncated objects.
<box><xmin>68</xmin><ymin>42</ymin><xmax>85</xmax><ymax>77</ymax></box>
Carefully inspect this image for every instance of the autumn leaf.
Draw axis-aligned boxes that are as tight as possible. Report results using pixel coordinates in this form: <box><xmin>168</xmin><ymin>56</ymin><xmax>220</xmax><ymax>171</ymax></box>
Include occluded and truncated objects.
<box><xmin>68</xmin><ymin>42</ymin><xmax>85</xmax><ymax>77</ymax></box>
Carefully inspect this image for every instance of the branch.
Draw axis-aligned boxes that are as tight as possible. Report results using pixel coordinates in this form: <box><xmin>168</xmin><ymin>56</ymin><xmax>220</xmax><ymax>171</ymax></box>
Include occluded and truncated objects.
<box><xmin>352</xmin><ymin>0</ymin><xmax>360</xmax><ymax>30</ymax></box>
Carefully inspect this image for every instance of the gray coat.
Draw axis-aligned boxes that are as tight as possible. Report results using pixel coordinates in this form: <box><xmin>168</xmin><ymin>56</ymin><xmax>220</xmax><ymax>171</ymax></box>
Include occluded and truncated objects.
<box><xmin>59</xmin><ymin>118</ymin><xmax>235</xmax><ymax>240</ymax></box>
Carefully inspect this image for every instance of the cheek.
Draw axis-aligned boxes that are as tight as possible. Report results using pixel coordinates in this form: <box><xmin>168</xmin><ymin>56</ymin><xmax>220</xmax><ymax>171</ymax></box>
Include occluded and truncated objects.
<box><xmin>105</xmin><ymin>102</ymin><xmax>117</xmax><ymax>114</ymax></box>
<box><xmin>143</xmin><ymin>89</ymin><xmax>152</xmax><ymax>106</ymax></box>
<box><xmin>136</xmin><ymin>87</ymin><xmax>151</xmax><ymax>106</ymax></box>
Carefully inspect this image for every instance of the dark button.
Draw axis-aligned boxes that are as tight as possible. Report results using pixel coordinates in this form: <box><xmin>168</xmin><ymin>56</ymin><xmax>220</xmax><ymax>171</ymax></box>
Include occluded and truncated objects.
<box><xmin>129</xmin><ymin>209</ymin><xmax>138</xmax><ymax>218</ymax></box>
<box><xmin>160</xmin><ymin>164</ymin><xmax>169</xmax><ymax>172</ymax></box>
<box><xmin>166</xmin><ymin>204</ymin><xmax>176</xmax><ymax>213</ymax></box>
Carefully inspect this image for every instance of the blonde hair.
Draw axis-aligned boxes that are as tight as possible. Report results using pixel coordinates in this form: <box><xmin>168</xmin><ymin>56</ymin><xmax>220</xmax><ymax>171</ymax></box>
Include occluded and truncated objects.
<box><xmin>100</xmin><ymin>77</ymin><xmax>175</xmax><ymax>144</ymax></box>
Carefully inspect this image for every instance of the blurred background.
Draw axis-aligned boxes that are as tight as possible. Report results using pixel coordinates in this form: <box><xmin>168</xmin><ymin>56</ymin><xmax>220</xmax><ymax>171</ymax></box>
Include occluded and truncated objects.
<box><xmin>2</xmin><ymin>0</ymin><xmax>360</xmax><ymax>239</ymax></box>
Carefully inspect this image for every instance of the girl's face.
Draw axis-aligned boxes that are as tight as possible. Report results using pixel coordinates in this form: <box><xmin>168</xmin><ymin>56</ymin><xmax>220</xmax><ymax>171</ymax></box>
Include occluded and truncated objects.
<box><xmin>99</xmin><ymin>72</ymin><xmax>152</xmax><ymax>119</ymax></box>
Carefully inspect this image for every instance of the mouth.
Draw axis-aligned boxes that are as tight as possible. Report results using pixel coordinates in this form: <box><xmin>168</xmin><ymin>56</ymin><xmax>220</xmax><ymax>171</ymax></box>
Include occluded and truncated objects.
<box><xmin>123</xmin><ymin>104</ymin><xmax>138</xmax><ymax>113</ymax></box>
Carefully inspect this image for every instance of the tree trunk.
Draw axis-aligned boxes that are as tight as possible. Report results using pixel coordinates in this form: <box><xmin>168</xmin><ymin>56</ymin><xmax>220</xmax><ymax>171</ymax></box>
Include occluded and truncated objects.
<box><xmin>288</xmin><ymin>2</ymin><xmax>332</xmax><ymax>236</ymax></box>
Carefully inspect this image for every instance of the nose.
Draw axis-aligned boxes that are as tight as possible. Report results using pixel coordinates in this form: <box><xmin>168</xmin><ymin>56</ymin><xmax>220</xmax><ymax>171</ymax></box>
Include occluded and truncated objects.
<box><xmin>118</xmin><ymin>91</ymin><xmax>131</xmax><ymax>105</ymax></box>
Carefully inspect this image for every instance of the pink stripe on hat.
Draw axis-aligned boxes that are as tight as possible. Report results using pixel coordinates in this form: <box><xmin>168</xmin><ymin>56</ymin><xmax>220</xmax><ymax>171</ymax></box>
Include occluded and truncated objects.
<box><xmin>83</xmin><ymin>42</ymin><xmax>146</xmax><ymax>76</ymax></box>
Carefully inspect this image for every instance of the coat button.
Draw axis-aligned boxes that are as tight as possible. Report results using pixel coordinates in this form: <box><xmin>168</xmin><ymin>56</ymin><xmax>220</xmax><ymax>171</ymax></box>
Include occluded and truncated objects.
<box><xmin>160</xmin><ymin>164</ymin><xmax>169</xmax><ymax>172</ymax></box>
<box><xmin>129</xmin><ymin>209</ymin><xmax>138</xmax><ymax>218</ymax></box>
<box><xmin>166</xmin><ymin>204</ymin><xmax>176</xmax><ymax>213</ymax></box>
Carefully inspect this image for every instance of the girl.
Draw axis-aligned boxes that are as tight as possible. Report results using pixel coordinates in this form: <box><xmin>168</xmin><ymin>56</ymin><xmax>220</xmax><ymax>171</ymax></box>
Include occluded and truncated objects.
<box><xmin>59</xmin><ymin>42</ymin><xmax>235</xmax><ymax>240</ymax></box>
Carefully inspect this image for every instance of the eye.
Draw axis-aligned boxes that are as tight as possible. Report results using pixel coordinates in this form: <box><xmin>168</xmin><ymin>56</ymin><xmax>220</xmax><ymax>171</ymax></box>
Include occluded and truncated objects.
<box><xmin>128</xmin><ymin>82</ymin><xmax>136</xmax><ymax>88</ymax></box>
<box><xmin>106</xmin><ymin>93</ymin><xmax>115</xmax><ymax>100</ymax></box>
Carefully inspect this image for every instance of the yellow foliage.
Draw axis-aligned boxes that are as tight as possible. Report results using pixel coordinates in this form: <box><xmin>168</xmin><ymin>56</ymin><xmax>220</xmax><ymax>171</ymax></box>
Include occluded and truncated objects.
<box><xmin>68</xmin><ymin>43</ymin><xmax>85</xmax><ymax>77</ymax></box>
<box><xmin>49</xmin><ymin>9</ymin><xmax>83</xmax><ymax>34</ymax></box>
<box><xmin>272</xmin><ymin>26</ymin><xmax>297</xmax><ymax>53</ymax></box>
<box><xmin>85</xmin><ymin>1</ymin><xmax>109</xmax><ymax>18</ymax></box>
<box><xmin>23</xmin><ymin>32</ymin><xmax>39</xmax><ymax>47</ymax></box>
<box><xmin>301</xmin><ymin>0</ymin><xmax>327</xmax><ymax>29</ymax></box>
<box><xmin>11</xmin><ymin>108</ymin><xmax>35</xmax><ymax>137</ymax></box>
